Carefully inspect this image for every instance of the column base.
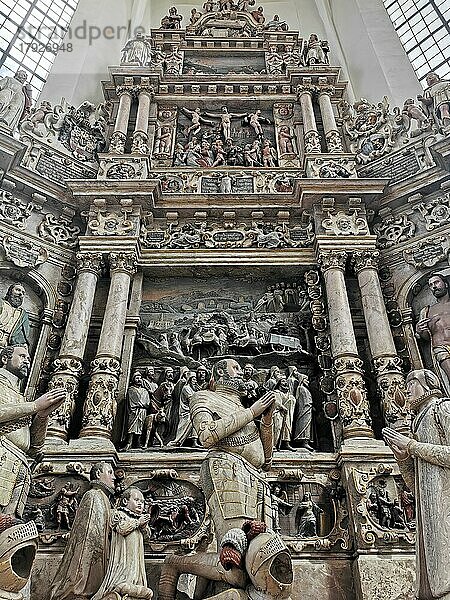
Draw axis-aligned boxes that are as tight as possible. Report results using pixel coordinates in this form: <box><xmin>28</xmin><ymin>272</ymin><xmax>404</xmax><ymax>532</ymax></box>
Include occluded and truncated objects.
<box><xmin>352</xmin><ymin>554</ymin><xmax>415</xmax><ymax>600</ymax></box>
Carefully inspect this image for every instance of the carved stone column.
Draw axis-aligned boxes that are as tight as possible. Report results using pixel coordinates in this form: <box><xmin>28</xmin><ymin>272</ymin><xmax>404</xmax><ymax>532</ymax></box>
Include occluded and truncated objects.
<box><xmin>318</xmin><ymin>250</ymin><xmax>374</xmax><ymax>440</ymax></box>
<box><xmin>297</xmin><ymin>82</ymin><xmax>321</xmax><ymax>154</ymax></box>
<box><xmin>131</xmin><ymin>79</ymin><xmax>153</xmax><ymax>154</ymax></box>
<box><xmin>109</xmin><ymin>83</ymin><xmax>134</xmax><ymax>154</ymax></box>
<box><xmin>80</xmin><ymin>252</ymin><xmax>137</xmax><ymax>439</ymax></box>
<box><xmin>46</xmin><ymin>253</ymin><xmax>103</xmax><ymax>441</ymax></box>
<box><xmin>318</xmin><ymin>82</ymin><xmax>344</xmax><ymax>153</ymax></box>
<box><xmin>353</xmin><ymin>250</ymin><xmax>409</xmax><ymax>432</ymax></box>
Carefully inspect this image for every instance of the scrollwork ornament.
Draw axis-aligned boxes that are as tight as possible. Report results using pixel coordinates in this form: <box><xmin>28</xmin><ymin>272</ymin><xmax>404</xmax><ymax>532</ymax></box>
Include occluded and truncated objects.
<box><xmin>38</xmin><ymin>214</ymin><xmax>80</xmax><ymax>249</ymax></box>
<box><xmin>109</xmin><ymin>131</ymin><xmax>127</xmax><ymax>154</ymax></box>
<box><xmin>131</xmin><ymin>131</ymin><xmax>149</xmax><ymax>155</ymax></box>
<box><xmin>372</xmin><ymin>356</ymin><xmax>410</xmax><ymax>432</ymax></box>
<box><xmin>326</xmin><ymin>130</ymin><xmax>344</xmax><ymax>153</ymax></box>
<box><xmin>322</xmin><ymin>211</ymin><xmax>368</xmax><ymax>236</ymax></box>
<box><xmin>0</xmin><ymin>190</ymin><xmax>39</xmax><ymax>229</ymax></box>
<box><xmin>304</xmin><ymin>130</ymin><xmax>321</xmax><ymax>153</ymax></box>
<box><xmin>373</xmin><ymin>214</ymin><xmax>415</xmax><ymax>249</ymax></box>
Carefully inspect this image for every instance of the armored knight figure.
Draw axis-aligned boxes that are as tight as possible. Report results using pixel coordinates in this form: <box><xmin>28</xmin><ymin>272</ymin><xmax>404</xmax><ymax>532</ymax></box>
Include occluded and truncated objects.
<box><xmin>383</xmin><ymin>370</ymin><xmax>450</xmax><ymax>600</ymax></box>
<box><xmin>159</xmin><ymin>358</ymin><xmax>294</xmax><ymax>600</ymax></box>
<box><xmin>0</xmin><ymin>345</ymin><xmax>65</xmax><ymax>517</ymax></box>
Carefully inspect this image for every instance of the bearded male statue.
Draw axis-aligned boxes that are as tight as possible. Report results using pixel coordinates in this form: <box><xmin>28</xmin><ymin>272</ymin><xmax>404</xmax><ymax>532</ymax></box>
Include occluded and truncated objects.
<box><xmin>159</xmin><ymin>358</ymin><xmax>293</xmax><ymax>600</ymax></box>
<box><xmin>383</xmin><ymin>369</ymin><xmax>450</xmax><ymax>600</ymax></box>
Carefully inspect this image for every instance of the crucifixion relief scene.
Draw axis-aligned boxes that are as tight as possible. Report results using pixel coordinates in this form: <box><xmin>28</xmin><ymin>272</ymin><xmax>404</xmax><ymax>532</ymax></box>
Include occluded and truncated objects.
<box><xmin>0</xmin><ymin>0</ymin><xmax>449</xmax><ymax>598</ymax></box>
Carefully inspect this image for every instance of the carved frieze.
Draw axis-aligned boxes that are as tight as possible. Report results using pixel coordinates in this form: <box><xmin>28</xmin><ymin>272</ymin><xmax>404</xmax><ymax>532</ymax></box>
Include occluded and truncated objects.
<box><xmin>140</xmin><ymin>217</ymin><xmax>314</xmax><ymax>249</ymax></box>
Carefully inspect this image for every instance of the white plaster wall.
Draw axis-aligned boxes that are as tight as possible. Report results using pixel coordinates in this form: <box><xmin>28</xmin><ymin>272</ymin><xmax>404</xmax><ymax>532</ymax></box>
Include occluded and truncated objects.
<box><xmin>41</xmin><ymin>0</ymin><xmax>421</xmax><ymax>108</ymax></box>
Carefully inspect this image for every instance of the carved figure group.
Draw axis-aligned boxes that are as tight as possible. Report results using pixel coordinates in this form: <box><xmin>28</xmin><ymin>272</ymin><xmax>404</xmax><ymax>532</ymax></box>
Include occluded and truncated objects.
<box><xmin>366</xmin><ymin>480</ymin><xmax>407</xmax><ymax>530</ymax></box>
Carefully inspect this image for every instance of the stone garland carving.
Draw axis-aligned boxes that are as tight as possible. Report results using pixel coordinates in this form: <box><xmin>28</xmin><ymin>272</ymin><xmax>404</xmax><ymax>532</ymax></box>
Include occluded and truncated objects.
<box><xmin>352</xmin><ymin>464</ymin><xmax>415</xmax><ymax>548</ymax></box>
<box><xmin>1</xmin><ymin>234</ymin><xmax>48</xmax><ymax>268</ymax></box>
<box><xmin>373</xmin><ymin>213</ymin><xmax>416</xmax><ymax>249</ymax></box>
<box><xmin>140</xmin><ymin>216</ymin><xmax>314</xmax><ymax>249</ymax></box>
<box><xmin>0</xmin><ymin>189</ymin><xmax>41</xmax><ymax>229</ymax></box>
<box><xmin>38</xmin><ymin>213</ymin><xmax>81</xmax><ymax>249</ymax></box>
<box><xmin>322</xmin><ymin>210</ymin><xmax>368</xmax><ymax>236</ymax></box>
<box><xmin>19</xmin><ymin>98</ymin><xmax>111</xmax><ymax>163</ymax></box>
<box><xmin>417</xmin><ymin>192</ymin><xmax>450</xmax><ymax>231</ymax></box>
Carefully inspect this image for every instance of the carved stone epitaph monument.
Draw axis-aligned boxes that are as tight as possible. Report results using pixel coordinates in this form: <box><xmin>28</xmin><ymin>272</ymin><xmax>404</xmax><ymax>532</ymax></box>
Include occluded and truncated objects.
<box><xmin>0</xmin><ymin>1</ymin><xmax>449</xmax><ymax>599</ymax></box>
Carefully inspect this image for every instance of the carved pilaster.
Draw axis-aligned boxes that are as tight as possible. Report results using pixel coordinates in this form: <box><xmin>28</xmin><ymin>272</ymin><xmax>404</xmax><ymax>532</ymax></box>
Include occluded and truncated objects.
<box><xmin>372</xmin><ymin>355</ymin><xmax>410</xmax><ymax>433</ymax></box>
<box><xmin>80</xmin><ymin>356</ymin><xmax>121</xmax><ymax>438</ymax></box>
<box><xmin>46</xmin><ymin>357</ymin><xmax>84</xmax><ymax>441</ymax></box>
<box><xmin>333</xmin><ymin>355</ymin><xmax>374</xmax><ymax>438</ymax></box>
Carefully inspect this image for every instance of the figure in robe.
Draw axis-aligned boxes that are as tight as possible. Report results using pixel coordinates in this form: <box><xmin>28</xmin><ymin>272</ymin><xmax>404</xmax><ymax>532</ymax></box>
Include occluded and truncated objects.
<box><xmin>92</xmin><ymin>487</ymin><xmax>153</xmax><ymax>600</ymax></box>
<box><xmin>383</xmin><ymin>369</ymin><xmax>450</xmax><ymax>600</ymax></box>
<box><xmin>0</xmin><ymin>70</ymin><xmax>32</xmax><ymax>130</ymax></box>
<box><xmin>0</xmin><ymin>283</ymin><xmax>30</xmax><ymax>348</ymax></box>
<box><xmin>50</xmin><ymin>462</ymin><xmax>116</xmax><ymax>600</ymax></box>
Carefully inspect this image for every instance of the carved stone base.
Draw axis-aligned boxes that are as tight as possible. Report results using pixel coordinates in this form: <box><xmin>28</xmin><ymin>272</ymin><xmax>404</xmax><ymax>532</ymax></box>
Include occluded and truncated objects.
<box><xmin>46</xmin><ymin>357</ymin><xmax>84</xmax><ymax>442</ymax></box>
<box><xmin>352</xmin><ymin>554</ymin><xmax>415</xmax><ymax>600</ymax></box>
<box><xmin>79</xmin><ymin>356</ymin><xmax>121</xmax><ymax>439</ymax></box>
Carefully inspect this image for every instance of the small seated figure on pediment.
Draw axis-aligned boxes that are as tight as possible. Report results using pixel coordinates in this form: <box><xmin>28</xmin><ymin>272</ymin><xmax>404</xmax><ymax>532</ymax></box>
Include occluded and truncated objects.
<box><xmin>265</xmin><ymin>14</ymin><xmax>289</xmax><ymax>31</ymax></box>
<box><xmin>303</xmin><ymin>34</ymin><xmax>329</xmax><ymax>66</ymax></box>
<box><xmin>160</xmin><ymin>6</ymin><xmax>183</xmax><ymax>29</ymax></box>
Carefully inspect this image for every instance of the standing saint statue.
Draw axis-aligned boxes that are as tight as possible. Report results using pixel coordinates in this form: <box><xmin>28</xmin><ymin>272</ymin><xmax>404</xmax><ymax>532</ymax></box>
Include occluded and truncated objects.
<box><xmin>292</xmin><ymin>373</ymin><xmax>314</xmax><ymax>451</ymax></box>
<box><xmin>0</xmin><ymin>70</ymin><xmax>32</xmax><ymax>130</ymax></box>
<box><xmin>50</xmin><ymin>462</ymin><xmax>116</xmax><ymax>600</ymax></box>
<box><xmin>0</xmin><ymin>283</ymin><xmax>30</xmax><ymax>348</ymax></box>
<box><xmin>383</xmin><ymin>369</ymin><xmax>450</xmax><ymax>600</ymax></box>
<box><xmin>416</xmin><ymin>272</ymin><xmax>450</xmax><ymax>395</ymax></box>
<box><xmin>418</xmin><ymin>72</ymin><xmax>450</xmax><ymax>129</ymax></box>
<box><xmin>0</xmin><ymin>345</ymin><xmax>65</xmax><ymax>517</ymax></box>
<box><xmin>123</xmin><ymin>371</ymin><xmax>151</xmax><ymax>451</ymax></box>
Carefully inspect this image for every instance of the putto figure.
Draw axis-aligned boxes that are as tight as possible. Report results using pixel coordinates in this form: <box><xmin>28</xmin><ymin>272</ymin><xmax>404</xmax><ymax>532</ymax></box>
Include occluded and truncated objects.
<box><xmin>416</xmin><ymin>272</ymin><xmax>450</xmax><ymax>394</ymax></box>
<box><xmin>160</xmin><ymin>6</ymin><xmax>183</xmax><ymax>29</ymax></box>
<box><xmin>383</xmin><ymin>370</ymin><xmax>450</xmax><ymax>600</ymax></box>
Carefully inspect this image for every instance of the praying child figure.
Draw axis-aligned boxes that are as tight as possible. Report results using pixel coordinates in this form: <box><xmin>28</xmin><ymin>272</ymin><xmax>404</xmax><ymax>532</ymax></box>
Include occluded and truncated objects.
<box><xmin>93</xmin><ymin>487</ymin><xmax>153</xmax><ymax>600</ymax></box>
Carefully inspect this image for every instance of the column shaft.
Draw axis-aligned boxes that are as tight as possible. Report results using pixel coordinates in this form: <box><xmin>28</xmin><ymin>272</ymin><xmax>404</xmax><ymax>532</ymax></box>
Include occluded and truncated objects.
<box><xmin>318</xmin><ymin>90</ymin><xmax>344</xmax><ymax>152</ymax></box>
<box><xmin>80</xmin><ymin>252</ymin><xmax>137</xmax><ymax>439</ymax></box>
<box><xmin>47</xmin><ymin>253</ymin><xmax>103</xmax><ymax>441</ymax></box>
<box><xmin>319</xmin><ymin>251</ymin><xmax>374</xmax><ymax>440</ymax></box>
<box><xmin>353</xmin><ymin>251</ymin><xmax>409</xmax><ymax>432</ymax></box>
<box><xmin>131</xmin><ymin>89</ymin><xmax>151</xmax><ymax>154</ymax></box>
<box><xmin>109</xmin><ymin>89</ymin><xmax>133</xmax><ymax>154</ymax></box>
<box><xmin>298</xmin><ymin>88</ymin><xmax>321</xmax><ymax>154</ymax></box>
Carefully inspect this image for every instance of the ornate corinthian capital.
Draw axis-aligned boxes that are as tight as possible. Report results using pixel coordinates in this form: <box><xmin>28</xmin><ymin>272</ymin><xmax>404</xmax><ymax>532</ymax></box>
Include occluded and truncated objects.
<box><xmin>318</xmin><ymin>250</ymin><xmax>347</xmax><ymax>272</ymax></box>
<box><xmin>352</xmin><ymin>250</ymin><xmax>380</xmax><ymax>273</ymax></box>
<box><xmin>76</xmin><ymin>252</ymin><xmax>104</xmax><ymax>275</ymax></box>
<box><xmin>109</xmin><ymin>251</ymin><xmax>137</xmax><ymax>275</ymax></box>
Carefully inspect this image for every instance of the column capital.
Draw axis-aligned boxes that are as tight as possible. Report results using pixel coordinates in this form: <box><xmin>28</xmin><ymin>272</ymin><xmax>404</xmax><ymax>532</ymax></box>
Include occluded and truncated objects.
<box><xmin>352</xmin><ymin>249</ymin><xmax>380</xmax><ymax>273</ymax></box>
<box><xmin>297</xmin><ymin>84</ymin><xmax>318</xmax><ymax>97</ymax></box>
<box><xmin>116</xmin><ymin>85</ymin><xmax>134</xmax><ymax>98</ymax></box>
<box><xmin>76</xmin><ymin>252</ymin><xmax>104</xmax><ymax>275</ymax></box>
<box><xmin>318</xmin><ymin>85</ymin><xmax>335</xmax><ymax>97</ymax></box>
<box><xmin>318</xmin><ymin>250</ymin><xmax>347</xmax><ymax>272</ymax></box>
<box><xmin>136</xmin><ymin>78</ymin><xmax>155</xmax><ymax>98</ymax></box>
<box><xmin>109</xmin><ymin>251</ymin><xmax>137</xmax><ymax>275</ymax></box>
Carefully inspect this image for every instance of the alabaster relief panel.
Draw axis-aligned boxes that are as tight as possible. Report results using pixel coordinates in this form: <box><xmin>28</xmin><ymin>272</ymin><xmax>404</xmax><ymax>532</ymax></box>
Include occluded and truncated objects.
<box><xmin>183</xmin><ymin>49</ymin><xmax>266</xmax><ymax>75</ymax></box>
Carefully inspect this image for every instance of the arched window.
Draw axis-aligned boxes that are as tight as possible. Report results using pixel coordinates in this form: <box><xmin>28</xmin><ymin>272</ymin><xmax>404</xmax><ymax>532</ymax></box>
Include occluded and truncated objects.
<box><xmin>0</xmin><ymin>0</ymin><xmax>79</xmax><ymax>99</ymax></box>
<box><xmin>384</xmin><ymin>0</ymin><xmax>450</xmax><ymax>85</ymax></box>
